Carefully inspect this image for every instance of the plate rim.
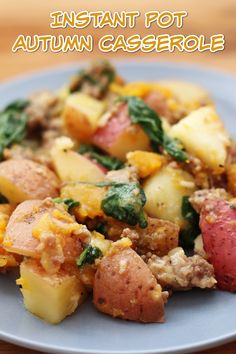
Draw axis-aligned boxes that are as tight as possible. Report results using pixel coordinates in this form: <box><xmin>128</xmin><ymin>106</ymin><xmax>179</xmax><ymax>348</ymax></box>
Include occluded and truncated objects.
<box><xmin>0</xmin><ymin>60</ymin><xmax>236</xmax><ymax>354</ymax></box>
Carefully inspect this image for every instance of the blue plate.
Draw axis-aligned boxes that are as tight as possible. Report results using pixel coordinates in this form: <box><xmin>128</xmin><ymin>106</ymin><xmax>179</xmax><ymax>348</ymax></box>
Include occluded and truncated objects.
<box><xmin>0</xmin><ymin>61</ymin><xmax>236</xmax><ymax>354</ymax></box>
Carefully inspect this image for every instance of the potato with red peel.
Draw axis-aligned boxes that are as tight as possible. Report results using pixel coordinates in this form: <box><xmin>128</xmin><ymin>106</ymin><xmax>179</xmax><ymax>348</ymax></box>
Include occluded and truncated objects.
<box><xmin>0</xmin><ymin>159</ymin><xmax>59</xmax><ymax>203</ymax></box>
<box><xmin>92</xmin><ymin>104</ymin><xmax>150</xmax><ymax>161</ymax></box>
<box><xmin>93</xmin><ymin>246</ymin><xmax>166</xmax><ymax>323</ymax></box>
<box><xmin>200</xmin><ymin>198</ymin><xmax>236</xmax><ymax>292</ymax></box>
<box><xmin>4</xmin><ymin>199</ymin><xmax>83</xmax><ymax>262</ymax></box>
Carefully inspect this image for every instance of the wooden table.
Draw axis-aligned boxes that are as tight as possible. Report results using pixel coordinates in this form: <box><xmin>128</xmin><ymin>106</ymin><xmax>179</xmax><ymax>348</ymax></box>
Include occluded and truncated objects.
<box><xmin>0</xmin><ymin>1</ymin><xmax>236</xmax><ymax>353</ymax></box>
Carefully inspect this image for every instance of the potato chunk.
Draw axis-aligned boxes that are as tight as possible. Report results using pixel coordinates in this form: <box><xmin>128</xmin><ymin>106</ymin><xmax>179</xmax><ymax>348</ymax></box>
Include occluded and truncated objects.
<box><xmin>51</xmin><ymin>137</ymin><xmax>105</xmax><ymax>183</ymax></box>
<box><xmin>0</xmin><ymin>159</ymin><xmax>59</xmax><ymax>203</ymax></box>
<box><xmin>92</xmin><ymin>104</ymin><xmax>150</xmax><ymax>160</ymax></box>
<box><xmin>63</xmin><ymin>93</ymin><xmax>106</xmax><ymax>142</ymax></box>
<box><xmin>158</xmin><ymin>80</ymin><xmax>211</xmax><ymax>112</ymax></box>
<box><xmin>143</xmin><ymin>165</ymin><xmax>195</xmax><ymax>226</ymax></box>
<box><xmin>170</xmin><ymin>107</ymin><xmax>230</xmax><ymax>174</ymax></box>
<box><xmin>18</xmin><ymin>259</ymin><xmax>86</xmax><ymax>324</ymax></box>
<box><xmin>4</xmin><ymin>199</ymin><xmax>83</xmax><ymax>265</ymax></box>
<box><xmin>4</xmin><ymin>200</ymin><xmax>54</xmax><ymax>257</ymax></box>
<box><xmin>93</xmin><ymin>246</ymin><xmax>166</xmax><ymax>323</ymax></box>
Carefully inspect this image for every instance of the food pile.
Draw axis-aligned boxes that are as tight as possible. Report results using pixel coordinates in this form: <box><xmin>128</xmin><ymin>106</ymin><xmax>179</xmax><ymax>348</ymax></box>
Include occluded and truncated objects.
<box><xmin>0</xmin><ymin>61</ymin><xmax>235</xmax><ymax>324</ymax></box>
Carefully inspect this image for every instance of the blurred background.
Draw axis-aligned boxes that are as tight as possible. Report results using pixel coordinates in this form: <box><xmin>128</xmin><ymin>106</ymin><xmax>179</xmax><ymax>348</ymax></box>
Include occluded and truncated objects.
<box><xmin>0</xmin><ymin>0</ymin><xmax>235</xmax><ymax>81</ymax></box>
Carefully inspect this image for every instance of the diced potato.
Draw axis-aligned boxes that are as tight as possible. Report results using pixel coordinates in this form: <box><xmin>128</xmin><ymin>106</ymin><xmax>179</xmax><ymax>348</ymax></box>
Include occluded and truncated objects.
<box><xmin>51</xmin><ymin>137</ymin><xmax>105</xmax><ymax>183</ymax></box>
<box><xmin>158</xmin><ymin>80</ymin><xmax>211</xmax><ymax>112</ymax></box>
<box><xmin>143</xmin><ymin>165</ymin><xmax>195</xmax><ymax>226</ymax></box>
<box><xmin>61</xmin><ymin>183</ymin><xmax>106</xmax><ymax>221</ymax></box>
<box><xmin>4</xmin><ymin>200</ymin><xmax>54</xmax><ymax>257</ymax></box>
<box><xmin>0</xmin><ymin>159</ymin><xmax>59</xmax><ymax>203</ymax></box>
<box><xmin>93</xmin><ymin>246</ymin><xmax>166</xmax><ymax>323</ymax></box>
<box><xmin>170</xmin><ymin>107</ymin><xmax>230</xmax><ymax>174</ymax></box>
<box><xmin>63</xmin><ymin>93</ymin><xmax>106</xmax><ymax>142</ymax></box>
<box><xmin>18</xmin><ymin>259</ymin><xmax>86</xmax><ymax>324</ymax></box>
<box><xmin>227</xmin><ymin>164</ymin><xmax>236</xmax><ymax>196</ymax></box>
<box><xmin>126</xmin><ymin>151</ymin><xmax>164</xmax><ymax>178</ymax></box>
<box><xmin>4</xmin><ymin>199</ymin><xmax>83</xmax><ymax>265</ymax></box>
<box><xmin>92</xmin><ymin>104</ymin><xmax>150</xmax><ymax>160</ymax></box>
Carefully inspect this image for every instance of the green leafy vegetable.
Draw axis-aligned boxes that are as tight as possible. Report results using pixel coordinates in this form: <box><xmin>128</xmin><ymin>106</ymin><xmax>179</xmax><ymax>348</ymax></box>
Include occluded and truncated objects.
<box><xmin>101</xmin><ymin>182</ymin><xmax>148</xmax><ymax>228</ymax></box>
<box><xmin>163</xmin><ymin>135</ymin><xmax>189</xmax><ymax>162</ymax></box>
<box><xmin>122</xmin><ymin>96</ymin><xmax>188</xmax><ymax>162</ymax></box>
<box><xmin>79</xmin><ymin>144</ymin><xmax>124</xmax><ymax>170</ymax></box>
<box><xmin>53</xmin><ymin>198</ymin><xmax>80</xmax><ymax>211</ymax></box>
<box><xmin>180</xmin><ymin>196</ymin><xmax>200</xmax><ymax>248</ymax></box>
<box><xmin>0</xmin><ymin>99</ymin><xmax>30</xmax><ymax>159</ymax></box>
<box><xmin>76</xmin><ymin>244</ymin><xmax>102</xmax><ymax>267</ymax></box>
<box><xmin>5</xmin><ymin>99</ymin><xmax>30</xmax><ymax>112</ymax></box>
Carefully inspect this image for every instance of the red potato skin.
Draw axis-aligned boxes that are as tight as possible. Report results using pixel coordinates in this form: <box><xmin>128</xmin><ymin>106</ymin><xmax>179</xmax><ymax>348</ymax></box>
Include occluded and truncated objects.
<box><xmin>92</xmin><ymin>104</ymin><xmax>131</xmax><ymax>148</ymax></box>
<box><xmin>5</xmin><ymin>199</ymin><xmax>82</xmax><ymax>260</ymax></box>
<box><xmin>200</xmin><ymin>199</ymin><xmax>236</xmax><ymax>292</ymax></box>
<box><xmin>91</xmin><ymin>104</ymin><xmax>150</xmax><ymax>159</ymax></box>
<box><xmin>93</xmin><ymin>247</ymin><xmax>165</xmax><ymax>323</ymax></box>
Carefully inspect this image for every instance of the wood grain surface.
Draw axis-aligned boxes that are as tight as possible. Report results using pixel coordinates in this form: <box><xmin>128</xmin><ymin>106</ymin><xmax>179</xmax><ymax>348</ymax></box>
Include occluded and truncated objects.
<box><xmin>0</xmin><ymin>1</ymin><xmax>236</xmax><ymax>353</ymax></box>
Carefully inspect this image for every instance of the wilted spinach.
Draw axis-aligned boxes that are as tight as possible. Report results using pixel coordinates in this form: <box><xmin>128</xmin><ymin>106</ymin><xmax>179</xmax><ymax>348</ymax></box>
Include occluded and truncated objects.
<box><xmin>0</xmin><ymin>99</ymin><xmax>30</xmax><ymax>159</ymax></box>
<box><xmin>122</xmin><ymin>96</ymin><xmax>188</xmax><ymax>162</ymax></box>
<box><xmin>101</xmin><ymin>182</ymin><xmax>148</xmax><ymax>228</ymax></box>
<box><xmin>79</xmin><ymin>144</ymin><xmax>124</xmax><ymax>170</ymax></box>
<box><xmin>180</xmin><ymin>196</ymin><xmax>200</xmax><ymax>249</ymax></box>
<box><xmin>53</xmin><ymin>198</ymin><xmax>80</xmax><ymax>212</ymax></box>
<box><xmin>76</xmin><ymin>244</ymin><xmax>102</xmax><ymax>267</ymax></box>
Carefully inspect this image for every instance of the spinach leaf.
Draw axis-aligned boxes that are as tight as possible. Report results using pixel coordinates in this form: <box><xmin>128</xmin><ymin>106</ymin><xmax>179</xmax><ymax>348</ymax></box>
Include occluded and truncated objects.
<box><xmin>101</xmin><ymin>182</ymin><xmax>148</xmax><ymax>228</ymax></box>
<box><xmin>163</xmin><ymin>135</ymin><xmax>189</xmax><ymax>162</ymax></box>
<box><xmin>122</xmin><ymin>96</ymin><xmax>188</xmax><ymax>162</ymax></box>
<box><xmin>79</xmin><ymin>144</ymin><xmax>124</xmax><ymax>170</ymax></box>
<box><xmin>5</xmin><ymin>99</ymin><xmax>30</xmax><ymax>112</ymax></box>
<box><xmin>124</xmin><ymin>96</ymin><xmax>163</xmax><ymax>146</ymax></box>
<box><xmin>76</xmin><ymin>244</ymin><xmax>102</xmax><ymax>267</ymax></box>
<box><xmin>180</xmin><ymin>196</ymin><xmax>200</xmax><ymax>248</ymax></box>
<box><xmin>0</xmin><ymin>99</ymin><xmax>29</xmax><ymax>159</ymax></box>
<box><xmin>53</xmin><ymin>198</ymin><xmax>80</xmax><ymax>211</ymax></box>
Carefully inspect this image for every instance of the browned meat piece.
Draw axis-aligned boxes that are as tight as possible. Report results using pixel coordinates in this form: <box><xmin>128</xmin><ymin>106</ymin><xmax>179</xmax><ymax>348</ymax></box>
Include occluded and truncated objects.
<box><xmin>106</xmin><ymin>166</ymin><xmax>138</xmax><ymax>184</ymax></box>
<box><xmin>26</xmin><ymin>91</ymin><xmax>60</xmax><ymax>134</ymax></box>
<box><xmin>3</xmin><ymin>144</ymin><xmax>53</xmax><ymax>169</ymax></box>
<box><xmin>144</xmin><ymin>91</ymin><xmax>172</xmax><ymax>119</ymax></box>
<box><xmin>106</xmin><ymin>217</ymin><xmax>179</xmax><ymax>257</ymax></box>
<box><xmin>121</xmin><ymin>217</ymin><xmax>179</xmax><ymax>256</ymax></box>
<box><xmin>148</xmin><ymin>247</ymin><xmax>216</xmax><ymax>291</ymax></box>
<box><xmin>189</xmin><ymin>188</ymin><xmax>231</xmax><ymax>213</ymax></box>
<box><xmin>69</xmin><ymin>61</ymin><xmax>117</xmax><ymax>99</ymax></box>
